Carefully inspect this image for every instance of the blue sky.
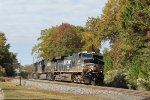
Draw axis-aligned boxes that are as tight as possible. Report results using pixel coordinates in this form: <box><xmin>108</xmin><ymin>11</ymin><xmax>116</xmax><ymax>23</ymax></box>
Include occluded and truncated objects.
<box><xmin>0</xmin><ymin>0</ymin><xmax>108</xmax><ymax>65</ymax></box>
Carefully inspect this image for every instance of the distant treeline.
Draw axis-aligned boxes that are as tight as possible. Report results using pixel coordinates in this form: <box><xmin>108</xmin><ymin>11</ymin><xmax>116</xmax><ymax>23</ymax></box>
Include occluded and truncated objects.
<box><xmin>33</xmin><ymin>0</ymin><xmax>150</xmax><ymax>90</ymax></box>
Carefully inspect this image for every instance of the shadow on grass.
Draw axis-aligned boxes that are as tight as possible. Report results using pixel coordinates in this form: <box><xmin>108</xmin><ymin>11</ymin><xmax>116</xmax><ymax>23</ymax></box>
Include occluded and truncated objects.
<box><xmin>2</xmin><ymin>88</ymin><xmax>28</xmax><ymax>91</ymax></box>
<box><xmin>4</xmin><ymin>98</ymin><xmax>63</xmax><ymax>100</ymax></box>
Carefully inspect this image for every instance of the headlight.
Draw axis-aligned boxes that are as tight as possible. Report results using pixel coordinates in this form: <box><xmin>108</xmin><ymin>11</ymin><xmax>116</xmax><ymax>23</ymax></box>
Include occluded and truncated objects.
<box><xmin>100</xmin><ymin>70</ymin><xmax>103</xmax><ymax>73</ymax></box>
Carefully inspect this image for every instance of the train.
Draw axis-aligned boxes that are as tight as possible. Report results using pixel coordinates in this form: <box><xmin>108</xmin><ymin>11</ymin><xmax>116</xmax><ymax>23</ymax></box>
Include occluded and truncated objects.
<box><xmin>32</xmin><ymin>51</ymin><xmax>104</xmax><ymax>85</ymax></box>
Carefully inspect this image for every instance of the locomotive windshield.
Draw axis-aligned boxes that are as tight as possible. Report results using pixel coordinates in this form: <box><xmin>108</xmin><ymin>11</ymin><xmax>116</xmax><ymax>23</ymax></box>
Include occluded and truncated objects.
<box><xmin>83</xmin><ymin>55</ymin><xmax>103</xmax><ymax>64</ymax></box>
<box><xmin>81</xmin><ymin>53</ymin><xmax>93</xmax><ymax>59</ymax></box>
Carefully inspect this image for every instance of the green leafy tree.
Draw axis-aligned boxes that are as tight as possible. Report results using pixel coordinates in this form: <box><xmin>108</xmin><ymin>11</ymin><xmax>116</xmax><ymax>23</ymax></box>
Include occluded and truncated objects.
<box><xmin>0</xmin><ymin>66</ymin><xmax>5</xmax><ymax>76</ymax></box>
<box><xmin>103</xmin><ymin>48</ymin><xmax>112</xmax><ymax>75</ymax></box>
<box><xmin>96</xmin><ymin>0</ymin><xmax>125</xmax><ymax>42</ymax></box>
<box><xmin>82</xmin><ymin>17</ymin><xmax>102</xmax><ymax>53</ymax></box>
<box><xmin>0</xmin><ymin>32</ymin><xmax>18</xmax><ymax>76</ymax></box>
<box><xmin>23</xmin><ymin>64</ymin><xmax>33</xmax><ymax>72</ymax></box>
<box><xmin>120</xmin><ymin>0</ymin><xmax>150</xmax><ymax>90</ymax></box>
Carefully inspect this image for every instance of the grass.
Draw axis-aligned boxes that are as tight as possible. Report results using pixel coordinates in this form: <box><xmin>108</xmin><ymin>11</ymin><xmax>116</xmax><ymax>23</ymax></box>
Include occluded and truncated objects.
<box><xmin>0</xmin><ymin>82</ymin><xmax>110</xmax><ymax>100</ymax></box>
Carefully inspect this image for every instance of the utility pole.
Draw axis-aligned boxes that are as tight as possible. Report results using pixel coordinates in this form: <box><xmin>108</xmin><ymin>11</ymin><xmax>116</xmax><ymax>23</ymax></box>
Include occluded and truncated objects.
<box><xmin>19</xmin><ymin>61</ymin><xmax>22</xmax><ymax>86</ymax></box>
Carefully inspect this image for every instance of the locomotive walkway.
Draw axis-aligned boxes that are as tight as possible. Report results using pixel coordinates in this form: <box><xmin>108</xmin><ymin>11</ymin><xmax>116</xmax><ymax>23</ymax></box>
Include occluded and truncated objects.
<box><xmin>12</xmin><ymin>79</ymin><xmax>150</xmax><ymax>100</ymax></box>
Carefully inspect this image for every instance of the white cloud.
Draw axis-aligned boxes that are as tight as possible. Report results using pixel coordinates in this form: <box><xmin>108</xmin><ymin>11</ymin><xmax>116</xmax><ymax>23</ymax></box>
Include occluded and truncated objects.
<box><xmin>0</xmin><ymin>0</ymin><xmax>107</xmax><ymax>65</ymax></box>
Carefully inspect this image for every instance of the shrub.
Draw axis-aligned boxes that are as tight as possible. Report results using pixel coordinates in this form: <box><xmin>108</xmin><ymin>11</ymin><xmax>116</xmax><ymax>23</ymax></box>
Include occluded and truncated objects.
<box><xmin>105</xmin><ymin>69</ymin><xmax>128</xmax><ymax>88</ymax></box>
<box><xmin>137</xmin><ymin>78</ymin><xmax>150</xmax><ymax>91</ymax></box>
<box><xmin>19</xmin><ymin>71</ymin><xmax>29</xmax><ymax>79</ymax></box>
<box><xmin>125</xmin><ymin>56</ymin><xmax>150</xmax><ymax>90</ymax></box>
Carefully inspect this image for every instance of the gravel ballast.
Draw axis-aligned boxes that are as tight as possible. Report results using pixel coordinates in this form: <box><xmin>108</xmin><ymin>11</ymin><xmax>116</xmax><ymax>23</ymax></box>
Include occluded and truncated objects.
<box><xmin>12</xmin><ymin>79</ymin><xmax>149</xmax><ymax>100</ymax></box>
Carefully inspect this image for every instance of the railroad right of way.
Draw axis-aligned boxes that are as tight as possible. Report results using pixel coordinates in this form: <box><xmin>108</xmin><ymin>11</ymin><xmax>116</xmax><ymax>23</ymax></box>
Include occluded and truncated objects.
<box><xmin>12</xmin><ymin>79</ymin><xmax>150</xmax><ymax>100</ymax></box>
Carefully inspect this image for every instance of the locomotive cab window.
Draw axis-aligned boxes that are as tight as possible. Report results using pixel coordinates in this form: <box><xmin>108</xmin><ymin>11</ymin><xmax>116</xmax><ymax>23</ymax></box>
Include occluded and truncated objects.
<box><xmin>81</xmin><ymin>53</ymin><xmax>93</xmax><ymax>59</ymax></box>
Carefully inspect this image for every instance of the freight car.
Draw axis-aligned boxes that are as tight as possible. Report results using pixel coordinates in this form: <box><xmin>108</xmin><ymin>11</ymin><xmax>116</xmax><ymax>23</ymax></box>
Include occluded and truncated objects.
<box><xmin>32</xmin><ymin>51</ymin><xmax>104</xmax><ymax>85</ymax></box>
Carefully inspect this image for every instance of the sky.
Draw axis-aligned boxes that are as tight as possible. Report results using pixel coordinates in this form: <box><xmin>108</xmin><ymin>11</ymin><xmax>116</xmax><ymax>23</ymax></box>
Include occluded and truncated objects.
<box><xmin>0</xmin><ymin>0</ymin><xmax>108</xmax><ymax>65</ymax></box>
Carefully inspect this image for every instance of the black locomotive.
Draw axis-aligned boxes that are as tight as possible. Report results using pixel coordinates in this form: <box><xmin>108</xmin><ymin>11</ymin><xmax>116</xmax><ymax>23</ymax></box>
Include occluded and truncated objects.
<box><xmin>32</xmin><ymin>51</ymin><xmax>104</xmax><ymax>85</ymax></box>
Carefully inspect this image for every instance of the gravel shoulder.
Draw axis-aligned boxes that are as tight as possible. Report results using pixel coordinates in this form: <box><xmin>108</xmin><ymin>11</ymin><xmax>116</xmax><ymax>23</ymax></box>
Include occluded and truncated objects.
<box><xmin>12</xmin><ymin>79</ymin><xmax>150</xmax><ymax>100</ymax></box>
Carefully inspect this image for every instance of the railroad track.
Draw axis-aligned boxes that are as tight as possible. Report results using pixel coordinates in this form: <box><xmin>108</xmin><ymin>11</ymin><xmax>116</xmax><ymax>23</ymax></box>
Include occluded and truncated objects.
<box><xmin>12</xmin><ymin>79</ymin><xmax>150</xmax><ymax>100</ymax></box>
<box><xmin>27</xmin><ymin>79</ymin><xmax>150</xmax><ymax>98</ymax></box>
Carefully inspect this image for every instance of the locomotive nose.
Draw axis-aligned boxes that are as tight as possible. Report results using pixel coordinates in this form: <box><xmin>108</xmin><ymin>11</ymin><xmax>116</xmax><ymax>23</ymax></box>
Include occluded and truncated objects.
<box><xmin>89</xmin><ymin>65</ymin><xmax>97</xmax><ymax>71</ymax></box>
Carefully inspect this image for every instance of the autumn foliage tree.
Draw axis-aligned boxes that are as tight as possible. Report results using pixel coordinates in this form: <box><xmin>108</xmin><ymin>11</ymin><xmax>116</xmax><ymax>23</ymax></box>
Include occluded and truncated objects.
<box><xmin>81</xmin><ymin>17</ymin><xmax>102</xmax><ymax>53</ymax></box>
<box><xmin>97</xmin><ymin>0</ymin><xmax>150</xmax><ymax>89</ymax></box>
<box><xmin>84</xmin><ymin>0</ymin><xmax>150</xmax><ymax>90</ymax></box>
<box><xmin>32</xmin><ymin>23</ymin><xmax>84</xmax><ymax>59</ymax></box>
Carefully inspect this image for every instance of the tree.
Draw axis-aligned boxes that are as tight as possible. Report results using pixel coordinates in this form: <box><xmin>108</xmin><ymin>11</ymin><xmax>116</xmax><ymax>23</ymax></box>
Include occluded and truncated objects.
<box><xmin>32</xmin><ymin>23</ymin><xmax>84</xmax><ymax>59</ymax></box>
<box><xmin>103</xmin><ymin>48</ymin><xmax>112</xmax><ymax>75</ymax></box>
<box><xmin>32</xmin><ymin>26</ymin><xmax>58</xmax><ymax>59</ymax></box>
<box><xmin>90</xmin><ymin>0</ymin><xmax>150</xmax><ymax>89</ymax></box>
<box><xmin>23</xmin><ymin>64</ymin><xmax>33</xmax><ymax>73</ymax></box>
<box><xmin>96</xmin><ymin>0</ymin><xmax>125</xmax><ymax>42</ymax></box>
<box><xmin>120</xmin><ymin>0</ymin><xmax>150</xmax><ymax>90</ymax></box>
<box><xmin>89</xmin><ymin>0</ymin><xmax>125</xmax><ymax>72</ymax></box>
<box><xmin>108</xmin><ymin>38</ymin><xmax>122</xmax><ymax>68</ymax></box>
<box><xmin>0</xmin><ymin>32</ymin><xmax>18</xmax><ymax>76</ymax></box>
<box><xmin>120</xmin><ymin>0</ymin><xmax>150</xmax><ymax>61</ymax></box>
<box><xmin>81</xmin><ymin>32</ymin><xmax>98</xmax><ymax>52</ymax></box>
<box><xmin>82</xmin><ymin>17</ymin><xmax>102</xmax><ymax>53</ymax></box>
<box><xmin>0</xmin><ymin>66</ymin><xmax>5</xmax><ymax>76</ymax></box>
<box><xmin>59</xmin><ymin>26</ymin><xmax>83</xmax><ymax>55</ymax></box>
